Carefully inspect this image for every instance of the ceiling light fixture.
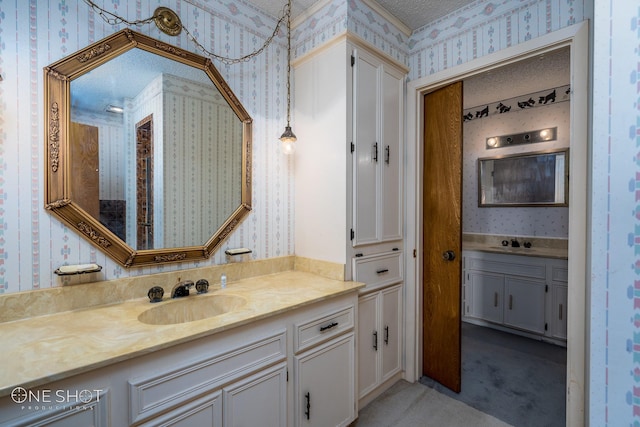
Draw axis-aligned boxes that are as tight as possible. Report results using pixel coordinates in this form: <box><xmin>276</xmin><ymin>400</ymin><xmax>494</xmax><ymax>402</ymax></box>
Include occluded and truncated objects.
<box><xmin>106</xmin><ymin>104</ymin><xmax>124</xmax><ymax>114</ymax></box>
<box><xmin>279</xmin><ymin>0</ymin><xmax>297</xmax><ymax>155</ymax></box>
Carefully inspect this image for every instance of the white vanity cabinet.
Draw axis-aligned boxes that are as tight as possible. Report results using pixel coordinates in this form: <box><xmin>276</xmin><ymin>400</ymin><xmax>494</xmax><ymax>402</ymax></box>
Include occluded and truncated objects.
<box><xmin>352</xmin><ymin>47</ymin><xmax>404</xmax><ymax>247</ymax></box>
<box><xmin>463</xmin><ymin>250</ymin><xmax>567</xmax><ymax>344</ymax></box>
<box><xmin>0</xmin><ymin>291</ymin><xmax>358</xmax><ymax>427</ymax></box>
<box><xmin>293</xmin><ymin>306</ymin><xmax>356</xmax><ymax>427</ymax></box>
<box><xmin>353</xmin><ymin>251</ymin><xmax>403</xmax><ymax>407</ymax></box>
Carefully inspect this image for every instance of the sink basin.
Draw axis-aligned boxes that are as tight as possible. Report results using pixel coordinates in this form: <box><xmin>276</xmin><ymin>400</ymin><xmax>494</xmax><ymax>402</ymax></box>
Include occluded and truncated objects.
<box><xmin>138</xmin><ymin>294</ymin><xmax>246</xmax><ymax>325</ymax></box>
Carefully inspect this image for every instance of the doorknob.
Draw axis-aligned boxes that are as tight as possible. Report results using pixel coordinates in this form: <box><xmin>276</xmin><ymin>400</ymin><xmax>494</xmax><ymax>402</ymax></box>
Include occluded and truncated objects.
<box><xmin>442</xmin><ymin>250</ymin><xmax>456</xmax><ymax>261</ymax></box>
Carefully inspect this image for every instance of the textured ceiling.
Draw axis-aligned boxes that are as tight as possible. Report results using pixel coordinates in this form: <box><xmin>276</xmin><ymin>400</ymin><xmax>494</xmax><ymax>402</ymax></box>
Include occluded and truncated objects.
<box><xmin>248</xmin><ymin>0</ymin><xmax>477</xmax><ymax>31</ymax></box>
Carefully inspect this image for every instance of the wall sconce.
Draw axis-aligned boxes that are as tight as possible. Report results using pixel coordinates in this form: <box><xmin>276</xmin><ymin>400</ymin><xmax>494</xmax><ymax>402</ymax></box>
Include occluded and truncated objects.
<box><xmin>279</xmin><ymin>0</ymin><xmax>297</xmax><ymax>155</ymax></box>
<box><xmin>485</xmin><ymin>127</ymin><xmax>557</xmax><ymax>149</ymax></box>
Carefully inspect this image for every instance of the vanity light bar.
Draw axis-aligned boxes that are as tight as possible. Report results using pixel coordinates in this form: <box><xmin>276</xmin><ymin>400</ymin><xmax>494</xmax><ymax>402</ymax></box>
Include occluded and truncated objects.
<box><xmin>486</xmin><ymin>127</ymin><xmax>557</xmax><ymax>149</ymax></box>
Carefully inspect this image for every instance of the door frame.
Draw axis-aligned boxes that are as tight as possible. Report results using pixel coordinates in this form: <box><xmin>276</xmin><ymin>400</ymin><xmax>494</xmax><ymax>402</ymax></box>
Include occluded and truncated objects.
<box><xmin>404</xmin><ymin>21</ymin><xmax>589</xmax><ymax>427</ymax></box>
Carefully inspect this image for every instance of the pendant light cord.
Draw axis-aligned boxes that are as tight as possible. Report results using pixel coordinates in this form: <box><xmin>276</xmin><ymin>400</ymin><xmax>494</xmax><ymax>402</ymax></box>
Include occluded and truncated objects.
<box><xmin>82</xmin><ymin>0</ymin><xmax>291</xmax><ymax>66</ymax></box>
<box><xmin>285</xmin><ymin>0</ymin><xmax>293</xmax><ymax>127</ymax></box>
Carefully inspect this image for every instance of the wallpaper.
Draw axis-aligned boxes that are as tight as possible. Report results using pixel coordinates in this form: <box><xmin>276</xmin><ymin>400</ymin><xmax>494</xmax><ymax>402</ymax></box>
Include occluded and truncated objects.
<box><xmin>2</xmin><ymin>0</ymin><xmax>639</xmax><ymax>423</ymax></box>
<box><xmin>0</xmin><ymin>0</ymin><xmax>293</xmax><ymax>290</ymax></box>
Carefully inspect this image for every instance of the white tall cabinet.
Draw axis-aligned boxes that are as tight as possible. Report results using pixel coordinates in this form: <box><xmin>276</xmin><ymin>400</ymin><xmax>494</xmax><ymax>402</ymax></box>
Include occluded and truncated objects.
<box><xmin>294</xmin><ymin>36</ymin><xmax>407</xmax><ymax>410</ymax></box>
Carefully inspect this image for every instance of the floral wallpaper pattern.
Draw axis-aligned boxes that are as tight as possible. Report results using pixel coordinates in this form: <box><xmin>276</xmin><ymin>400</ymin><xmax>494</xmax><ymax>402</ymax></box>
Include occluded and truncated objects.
<box><xmin>4</xmin><ymin>0</ymin><xmax>640</xmax><ymax>423</ymax></box>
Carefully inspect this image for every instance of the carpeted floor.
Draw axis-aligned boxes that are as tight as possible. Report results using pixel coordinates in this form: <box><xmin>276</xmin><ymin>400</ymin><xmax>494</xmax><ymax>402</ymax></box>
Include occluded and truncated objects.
<box><xmin>420</xmin><ymin>322</ymin><xmax>567</xmax><ymax>427</ymax></box>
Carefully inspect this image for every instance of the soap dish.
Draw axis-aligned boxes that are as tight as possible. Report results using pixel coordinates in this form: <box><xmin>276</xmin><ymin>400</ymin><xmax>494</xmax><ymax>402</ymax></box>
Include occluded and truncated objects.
<box><xmin>54</xmin><ymin>263</ymin><xmax>103</xmax><ymax>276</ymax></box>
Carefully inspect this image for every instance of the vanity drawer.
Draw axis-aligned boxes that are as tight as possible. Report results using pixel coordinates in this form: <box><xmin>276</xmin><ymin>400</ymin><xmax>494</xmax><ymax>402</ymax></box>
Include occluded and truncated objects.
<box><xmin>294</xmin><ymin>305</ymin><xmax>355</xmax><ymax>353</ymax></box>
<box><xmin>353</xmin><ymin>251</ymin><xmax>403</xmax><ymax>291</ymax></box>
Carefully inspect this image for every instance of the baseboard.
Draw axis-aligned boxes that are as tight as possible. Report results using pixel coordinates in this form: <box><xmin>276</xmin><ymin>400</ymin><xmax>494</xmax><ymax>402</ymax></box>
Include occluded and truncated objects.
<box><xmin>462</xmin><ymin>318</ymin><xmax>567</xmax><ymax>347</ymax></box>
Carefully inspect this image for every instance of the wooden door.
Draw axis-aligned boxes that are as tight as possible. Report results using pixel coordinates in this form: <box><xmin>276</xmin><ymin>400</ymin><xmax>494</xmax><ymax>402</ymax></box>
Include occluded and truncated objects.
<box><xmin>422</xmin><ymin>81</ymin><xmax>463</xmax><ymax>392</ymax></box>
<box><xmin>70</xmin><ymin>122</ymin><xmax>100</xmax><ymax>219</ymax></box>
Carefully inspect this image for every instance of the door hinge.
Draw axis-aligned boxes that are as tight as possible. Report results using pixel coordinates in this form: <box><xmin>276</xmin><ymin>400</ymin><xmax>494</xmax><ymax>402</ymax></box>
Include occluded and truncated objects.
<box><xmin>350</xmin><ymin>229</ymin><xmax>355</xmax><ymax>240</ymax></box>
<box><xmin>413</xmin><ymin>249</ymin><xmax>417</xmax><ymax>258</ymax></box>
<box><xmin>545</xmin><ymin>323</ymin><xmax>548</xmax><ymax>331</ymax></box>
<box><xmin>351</xmin><ymin>141</ymin><xmax>355</xmax><ymax>153</ymax></box>
<box><xmin>286</xmin><ymin>370</ymin><xmax>289</xmax><ymax>382</ymax></box>
<box><xmin>351</xmin><ymin>54</ymin><xmax>355</xmax><ymax>67</ymax></box>
<box><xmin>545</xmin><ymin>285</ymin><xmax>549</xmax><ymax>293</ymax></box>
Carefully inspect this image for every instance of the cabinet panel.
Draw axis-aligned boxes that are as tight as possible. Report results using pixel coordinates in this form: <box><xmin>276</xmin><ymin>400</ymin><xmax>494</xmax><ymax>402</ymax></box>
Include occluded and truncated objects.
<box><xmin>129</xmin><ymin>331</ymin><xmax>286</xmax><ymax>424</ymax></box>
<box><xmin>551</xmin><ymin>285</ymin><xmax>568</xmax><ymax>340</ymax></box>
<box><xmin>353</xmin><ymin>51</ymin><xmax>380</xmax><ymax>246</ymax></box>
<box><xmin>504</xmin><ymin>277</ymin><xmax>546</xmax><ymax>334</ymax></box>
<box><xmin>295</xmin><ymin>334</ymin><xmax>356</xmax><ymax>427</ymax></box>
<box><xmin>381</xmin><ymin>284</ymin><xmax>402</xmax><ymax>381</ymax></box>
<box><xmin>380</xmin><ymin>67</ymin><xmax>403</xmax><ymax>242</ymax></box>
<box><xmin>139</xmin><ymin>392</ymin><xmax>222</xmax><ymax>427</ymax></box>
<box><xmin>223</xmin><ymin>363</ymin><xmax>287</xmax><ymax>427</ymax></box>
<box><xmin>358</xmin><ymin>292</ymin><xmax>379</xmax><ymax>398</ymax></box>
<box><xmin>469</xmin><ymin>271</ymin><xmax>504</xmax><ymax>323</ymax></box>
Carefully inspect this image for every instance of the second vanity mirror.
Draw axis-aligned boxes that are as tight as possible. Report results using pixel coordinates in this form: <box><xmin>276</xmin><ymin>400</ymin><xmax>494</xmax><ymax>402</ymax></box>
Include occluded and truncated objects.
<box><xmin>478</xmin><ymin>149</ymin><xmax>569</xmax><ymax>207</ymax></box>
<box><xmin>44</xmin><ymin>29</ymin><xmax>252</xmax><ymax>267</ymax></box>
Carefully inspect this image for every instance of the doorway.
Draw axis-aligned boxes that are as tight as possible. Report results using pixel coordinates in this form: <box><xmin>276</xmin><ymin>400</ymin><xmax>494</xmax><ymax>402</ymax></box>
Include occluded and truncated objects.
<box><xmin>136</xmin><ymin>115</ymin><xmax>154</xmax><ymax>250</ymax></box>
<box><xmin>405</xmin><ymin>22</ymin><xmax>589</xmax><ymax>426</ymax></box>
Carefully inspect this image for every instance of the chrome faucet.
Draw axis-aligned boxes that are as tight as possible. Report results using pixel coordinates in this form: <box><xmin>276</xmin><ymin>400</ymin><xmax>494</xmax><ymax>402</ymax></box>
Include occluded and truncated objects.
<box><xmin>171</xmin><ymin>280</ymin><xmax>194</xmax><ymax>298</ymax></box>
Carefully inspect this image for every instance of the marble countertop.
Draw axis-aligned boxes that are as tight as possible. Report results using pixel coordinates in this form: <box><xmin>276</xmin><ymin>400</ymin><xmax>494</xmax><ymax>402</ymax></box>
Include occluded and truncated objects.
<box><xmin>462</xmin><ymin>242</ymin><xmax>568</xmax><ymax>259</ymax></box>
<box><xmin>0</xmin><ymin>271</ymin><xmax>363</xmax><ymax>397</ymax></box>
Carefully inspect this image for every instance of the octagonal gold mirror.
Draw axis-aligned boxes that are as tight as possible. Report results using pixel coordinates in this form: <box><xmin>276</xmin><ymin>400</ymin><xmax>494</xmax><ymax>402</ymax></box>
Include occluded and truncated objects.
<box><xmin>44</xmin><ymin>29</ymin><xmax>252</xmax><ymax>268</ymax></box>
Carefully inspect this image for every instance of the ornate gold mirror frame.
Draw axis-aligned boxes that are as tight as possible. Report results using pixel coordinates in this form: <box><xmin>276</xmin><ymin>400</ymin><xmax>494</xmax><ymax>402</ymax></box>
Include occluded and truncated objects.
<box><xmin>44</xmin><ymin>29</ymin><xmax>252</xmax><ymax>268</ymax></box>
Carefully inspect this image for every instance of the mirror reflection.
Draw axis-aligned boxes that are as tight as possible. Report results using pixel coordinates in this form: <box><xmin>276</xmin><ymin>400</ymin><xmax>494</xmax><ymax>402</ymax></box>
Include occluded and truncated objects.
<box><xmin>69</xmin><ymin>48</ymin><xmax>243</xmax><ymax>250</ymax></box>
<box><xmin>478</xmin><ymin>149</ymin><xmax>569</xmax><ymax>207</ymax></box>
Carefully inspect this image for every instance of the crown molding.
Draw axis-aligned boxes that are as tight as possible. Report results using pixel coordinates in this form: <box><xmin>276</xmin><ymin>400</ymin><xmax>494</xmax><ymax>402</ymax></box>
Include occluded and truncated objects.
<box><xmin>360</xmin><ymin>0</ymin><xmax>412</xmax><ymax>37</ymax></box>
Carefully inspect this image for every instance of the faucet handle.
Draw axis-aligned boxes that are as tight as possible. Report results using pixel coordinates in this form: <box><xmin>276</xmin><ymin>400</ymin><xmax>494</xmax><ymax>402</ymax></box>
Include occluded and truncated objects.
<box><xmin>148</xmin><ymin>286</ymin><xmax>164</xmax><ymax>303</ymax></box>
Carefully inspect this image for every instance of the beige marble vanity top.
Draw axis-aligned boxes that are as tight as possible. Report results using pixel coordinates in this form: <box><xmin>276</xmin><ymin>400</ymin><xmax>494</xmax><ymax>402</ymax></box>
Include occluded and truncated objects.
<box><xmin>0</xmin><ymin>269</ymin><xmax>363</xmax><ymax>397</ymax></box>
<box><xmin>463</xmin><ymin>234</ymin><xmax>568</xmax><ymax>259</ymax></box>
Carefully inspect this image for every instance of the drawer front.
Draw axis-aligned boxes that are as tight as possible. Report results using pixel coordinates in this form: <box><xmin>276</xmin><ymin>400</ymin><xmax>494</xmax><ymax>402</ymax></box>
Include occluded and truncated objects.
<box><xmin>353</xmin><ymin>251</ymin><xmax>403</xmax><ymax>291</ymax></box>
<box><xmin>294</xmin><ymin>305</ymin><xmax>355</xmax><ymax>354</ymax></box>
<box><xmin>129</xmin><ymin>331</ymin><xmax>286</xmax><ymax>424</ymax></box>
<box><xmin>551</xmin><ymin>265</ymin><xmax>568</xmax><ymax>283</ymax></box>
<box><xmin>465</xmin><ymin>256</ymin><xmax>546</xmax><ymax>280</ymax></box>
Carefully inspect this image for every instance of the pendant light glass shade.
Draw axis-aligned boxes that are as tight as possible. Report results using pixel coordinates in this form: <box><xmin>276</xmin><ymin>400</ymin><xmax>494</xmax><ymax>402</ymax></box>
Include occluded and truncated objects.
<box><xmin>280</xmin><ymin>126</ymin><xmax>297</xmax><ymax>154</ymax></box>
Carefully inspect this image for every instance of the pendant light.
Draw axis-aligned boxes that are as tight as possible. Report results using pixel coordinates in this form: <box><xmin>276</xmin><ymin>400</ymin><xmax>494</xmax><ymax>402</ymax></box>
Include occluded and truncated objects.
<box><xmin>279</xmin><ymin>0</ymin><xmax>297</xmax><ymax>154</ymax></box>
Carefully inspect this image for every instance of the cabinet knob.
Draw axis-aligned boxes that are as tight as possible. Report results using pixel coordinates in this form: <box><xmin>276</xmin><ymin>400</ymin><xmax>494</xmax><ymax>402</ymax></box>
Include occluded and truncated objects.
<box><xmin>442</xmin><ymin>250</ymin><xmax>456</xmax><ymax>261</ymax></box>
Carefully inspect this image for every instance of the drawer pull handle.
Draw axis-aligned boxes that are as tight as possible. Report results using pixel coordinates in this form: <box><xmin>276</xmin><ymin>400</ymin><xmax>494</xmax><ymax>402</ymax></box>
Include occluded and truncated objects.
<box><xmin>319</xmin><ymin>321</ymin><xmax>338</xmax><ymax>332</ymax></box>
<box><xmin>384</xmin><ymin>325</ymin><xmax>389</xmax><ymax>345</ymax></box>
<box><xmin>385</xmin><ymin>145</ymin><xmax>390</xmax><ymax>164</ymax></box>
<box><xmin>305</xmin><ymin>392</ymin><xmax>311</xmax><ymax>420</ymax></box>
<box><xmin>559</xmin><ymin>304</ymin><xmax>563</xmax><ymax>320</ymax></box>
<box><xmin>494</xmin><ymin>292</ymin><xmax>498</xmax><ymax>307</ymax></box>
<box><xmin>373</xmin><ymin>142</ymin><xmax>378</xmax><ymax>162</ymax></box>
<box><xmin>509</xmin><ymin>295</ymin><xmax>513</xmax><ymax>310</ymax></box>
<box><xmin>376</xmin><ymin>268</ymin><xmax>389</xmax><ymax>274</ymax></box>
<box><xmin>373</xmin><ymin>331</ymin><xmax>378</xmax><ymax>351</ymax></box>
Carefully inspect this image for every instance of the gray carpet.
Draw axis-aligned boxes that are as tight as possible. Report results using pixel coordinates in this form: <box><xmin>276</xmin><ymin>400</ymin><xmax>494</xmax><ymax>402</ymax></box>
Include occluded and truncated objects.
<box><xmin>420</xmin><ymin>322</ymin><xmax>567</xmax><ymax>427</ymax></box>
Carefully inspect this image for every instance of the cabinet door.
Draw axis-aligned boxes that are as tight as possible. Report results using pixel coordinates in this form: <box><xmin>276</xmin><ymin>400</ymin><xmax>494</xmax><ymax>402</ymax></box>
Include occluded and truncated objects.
<box><xmin>223</xmin><ymin>362</ymin><xmax>287</xmax><ymax>427</ymax></box>
<box><xmin>353</xmin><ymin>50</ymin><xmax>380</xmax><ymax>246</ymax></box>
<box><xmin>551</xmin><ymin>285</ymin><xmax>568</xmax><ymax>340</ymax></box>
<box><xmin>504</xmin><ymin>277</ymin><xmax>546</xmax><ymax>334</ymax></box>
<box><xmin>381</xmin><ymin>284</ymin><xmax>402</xmax><ymax>381</ymax></box>
<box><xmin>380</xmin><ymin>67</ymin><xmax>403</xmax><ymax>242</ymax></box>
<box><xmin>358</xmin><ymin>292</ymin><xmax>379</xmax><ymax>398</ymax></box>
<box><xmin>469</xmin><ymin>271</ymin><xmax>504</xmax><ymax>323</ymax></box>
<box><xmin>295</xmin><ymin>334</ymin><xmax>356</xmax><ymax>427</ymax></box>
